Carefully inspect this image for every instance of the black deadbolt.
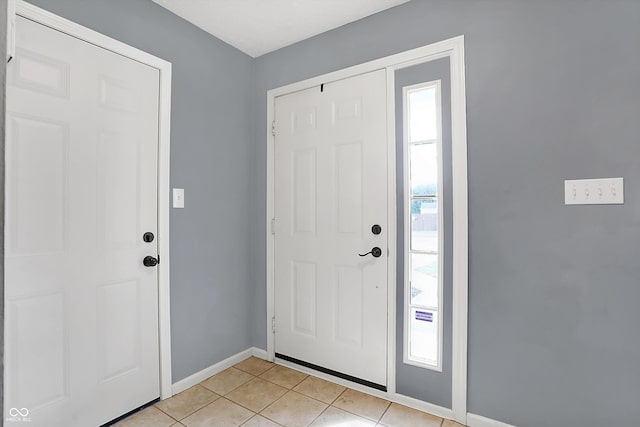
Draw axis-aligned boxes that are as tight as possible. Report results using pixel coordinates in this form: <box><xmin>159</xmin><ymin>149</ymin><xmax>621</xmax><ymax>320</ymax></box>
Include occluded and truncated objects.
<box><xmin>143</xmin><ymin>232</ymin><xmax>155</xmax><ymax>243</ymax></box>
<box><xmin>143</xmin><ymin>256</ymin><xmax>159</xmax><ymax>267</ymax></box>
<box><xmin>371</xmin><ymin>224</ymin><xmax>382</xmax><ymax>235</ymax></box>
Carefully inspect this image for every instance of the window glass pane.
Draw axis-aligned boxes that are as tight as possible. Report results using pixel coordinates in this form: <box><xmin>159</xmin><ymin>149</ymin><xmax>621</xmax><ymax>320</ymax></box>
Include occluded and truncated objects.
<box><xmin>411</xmin><ymin>199</ymin><xmax>438</xmax><ymax>252</ymax></box>
<box><xmin>409</xmin><ymin>308</ymin><xmax>438</xmax><ymax>365</ymax></box>
<box><xmin>410</xmin><ymin>253</ymin><xmax>438</xmax><ymax>307</ymax></box>
<box><xmin>408</xmin><ymin>87</ymin><xmax>437</xmax><ymax>142</ymax></box>
<box><xmin>410</xmin><ymin>143</ymin><xmax>438</xmax><ymax>196</ymax></box>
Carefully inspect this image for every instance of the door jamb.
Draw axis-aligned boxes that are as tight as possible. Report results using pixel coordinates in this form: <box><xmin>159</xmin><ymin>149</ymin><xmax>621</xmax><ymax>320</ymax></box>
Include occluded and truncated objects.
<box><xmin>265</xmin><ymin>36</ymin><xmax>468</xmax><ymax>423</ymax></box>
<box><xmin>7</xmin><ymin>0</ymin><xmax>174</xmax><ymax>400</ymax></box>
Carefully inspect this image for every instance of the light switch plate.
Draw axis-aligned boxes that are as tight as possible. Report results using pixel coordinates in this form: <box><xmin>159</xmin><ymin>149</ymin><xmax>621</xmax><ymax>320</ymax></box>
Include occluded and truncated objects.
<box><xmin>564</xmin><ymin>178</ymin><xmax>623</xmax><ymax>205</ymax></box>
<box><xmin>173</xmin><ymin>188</ymin><xmax>184</xmax><ymax>208</ymax></box>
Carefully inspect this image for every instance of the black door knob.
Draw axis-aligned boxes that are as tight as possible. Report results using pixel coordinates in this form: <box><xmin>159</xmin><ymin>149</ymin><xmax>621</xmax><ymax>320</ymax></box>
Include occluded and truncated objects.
<box><xmin>143</xmin><ymin>256</ymin><xmax>158</xmax><ymax>267</ymax></box>
<box><xmin>143</xmin><ymin>232</ymin><xmax>155</xmax><ymax>243</ymax></box>
<box><xmin>359</xmin><ymin>247</ymin><xmax>383</xmax><ymax>258</ymax></box>
<box><xmin>371</xmin><ymin>224</ymin><xmax>382</xmax><ymax>235</ymax></box>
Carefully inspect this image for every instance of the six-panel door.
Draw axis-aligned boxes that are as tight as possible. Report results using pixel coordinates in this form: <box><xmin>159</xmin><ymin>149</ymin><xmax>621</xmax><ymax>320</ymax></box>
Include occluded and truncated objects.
<box><xmin>274</xmin><ymin>70</ymin><xmax>388</xmax><ymax>387</ymax></box>
<box><xmin>5</xmin><ymin>16</ymin><xmax>161</xmax><ymax>426</ymax></box>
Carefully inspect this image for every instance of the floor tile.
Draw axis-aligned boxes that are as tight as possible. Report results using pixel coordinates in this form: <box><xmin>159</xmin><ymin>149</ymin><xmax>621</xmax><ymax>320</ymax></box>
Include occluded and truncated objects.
<box><xmin>242</xmin><ymin>414</ymin><xmax>282</xmax><ymax>427</ymax></box>
<box><xmin>332</xmin><ymin>389</ymin><xmax>390</xmax><ymax>422</ymax></box>
<box><xmin>260</xmin><ymin>365</ymin><xmax>308</xmax><ymax>389</ymax></box>
<box><xmin>113</xmin><ymin>406</ymin><xmax>176</xmax><ymax>427</ymax></box>
<box><xmin>200</xmin><ymin>367</ymin><xmax>254</xmax><ymax>395</ymax></box>
<box><xmin>261</xmin><ymin>391</ymin><xmax>327</xmax><ymax>427</ymax></box>
<box><xmin>170</xmin><ymin>424</ymin><xmax>186</xmax><ymax>427</ymax></box>
<box><xmin>182</xmin><ymin>398</ymin><xmax>254</xmax><ymax>427</ymax></box>
<box><xmin>310</xmin><ymin>406</ymin><xmax>375</xmax><ymax>426</ymax></box>
<box><xmin>227</xmin><ymin>377</ymin><xmax>288</xmax><ymax>412</ymax></box>
<box><xmin>442</xmin><ymin>420</ymin><xmax>465</xmax><ymax>427</ymax></box>
<box><xmin>379</xmin><ymin>403</ymin><xmax>443</xmax><ymax>427</ymax></box>
<box><xmin>234</xmin><ymin>357</ymin><xmax>275</xmax><ymax>376</ymax></box>
<box><xmin>156</xmin><ymin>385</ymin><xmax>219</xmax><ymax>420</ymax></box>
<box><xmin>293</xmin><ymin>376</ymin><xmax>346</xmax><ymax>404</ymax></box>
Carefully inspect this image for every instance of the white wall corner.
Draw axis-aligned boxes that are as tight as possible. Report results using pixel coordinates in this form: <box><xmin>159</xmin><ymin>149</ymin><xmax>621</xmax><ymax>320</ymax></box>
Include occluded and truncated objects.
<box><xmin>7</xmin><ymin>0</ymin><xmax>16</xmax><ymax>62</ymax></box>
<box><xmin>467</xmin><ymin>413</ymin><xmax>518</xmax><ymax>427</ymax></box>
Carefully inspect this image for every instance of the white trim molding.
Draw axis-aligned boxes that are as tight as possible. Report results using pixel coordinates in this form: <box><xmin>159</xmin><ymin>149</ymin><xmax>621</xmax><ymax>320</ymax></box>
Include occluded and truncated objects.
<box><xmin>266</xmin><ymin>36</ymin><xmax>468</xmax><ymax>423</ymax></box>
<box><xmin>12</xmin><ymin>0</ymin><xmax>174</xmax><ymax>400</ymax></box>
<box><xmin>467</xmin><ymin>413</ymin><xmax>519</xmax><ymax>427</ymax></box>
<box><xmin>251</xmin><ymin>347</ymin><xmax>268</xmax><ymax>360</ymax></box>
<box><xmin>6</xmin><ymin>0</ymin><xmax>16</xmax><ymax>62</ymax></box>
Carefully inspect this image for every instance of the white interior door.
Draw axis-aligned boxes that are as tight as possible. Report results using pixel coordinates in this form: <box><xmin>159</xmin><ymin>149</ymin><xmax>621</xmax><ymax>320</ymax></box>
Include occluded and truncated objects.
<box><xmin>274</xmin><ymin>70</ymin><xmax>388</xmax><ymax>387</ymax></box>
<box><xmin>5</xmin><ymin>16</ymin><xmax>161</xmax><ymax>427</ymax></box>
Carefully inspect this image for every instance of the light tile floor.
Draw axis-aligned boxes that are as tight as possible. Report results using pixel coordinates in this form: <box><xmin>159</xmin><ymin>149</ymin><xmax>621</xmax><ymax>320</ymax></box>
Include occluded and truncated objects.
<box><xmin>114</xmin><ymin>357</ymin><xmax>466</xmax><ymax>427</ymax></box>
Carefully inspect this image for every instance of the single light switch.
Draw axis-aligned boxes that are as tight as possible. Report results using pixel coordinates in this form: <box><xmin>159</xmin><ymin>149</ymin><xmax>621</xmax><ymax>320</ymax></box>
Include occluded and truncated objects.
<box><xmin>173</xmin><ymin>188</ymin><xmax>184</xmax><ymax>208</ymax></box>
<box><xmin>564</xmin><ymin>177</ymin><xmax>624</xmax><ymax>205</ymax></box>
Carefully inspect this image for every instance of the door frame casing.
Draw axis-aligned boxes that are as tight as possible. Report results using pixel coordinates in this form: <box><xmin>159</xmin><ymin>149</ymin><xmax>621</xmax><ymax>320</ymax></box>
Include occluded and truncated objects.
<box><xmin>5</xmin><ymin>0</ymin><xmax>174</xmax><ymax>400</ymax></box>
<box><xmin>266</xmin><ymin>36</ymin><xmax>468</xmax><ymax>423</ymax></box>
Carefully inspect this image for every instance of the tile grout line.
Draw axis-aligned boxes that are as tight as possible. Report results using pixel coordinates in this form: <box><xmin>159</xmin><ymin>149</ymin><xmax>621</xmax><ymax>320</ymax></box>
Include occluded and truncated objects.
<box><xmin>305</xmin><ymin>403</ymin><xmax>331</xmax><ymax>427</ymax></box>
<box><xmin>157</xmin><ymin>384</ymin><xmax>222</xmax><ymax>422</ymax></box>
<box><xmin>152</xmin><ymin>404</ymin><xmax>179</xmax><ymax>422</ymax></box>
<box><xmin>224</xmin><ymin>384</ymin><xmax>283</xmax><ymax>416</ymax></box>
<box><xmin>328</xmin><ymin>388</ymin><xmax>392</xmax><ymax>424</ymax></box>
<box><xmin>223</xmin><ymin>367</ymin><xmax>306</xmax><ymax>415</ymax></box>
<box><xmin>378</xmin><ymin>400</ymin><xmax>393</xmax><ymax>423</ymax></box>
<box><xmin>199</xmin><ymin>367</ymin><xmax>258</xmax><ymax>397</ymax></box>
<box><xmin>258</xmin><ymin>389</ymin><xmax>329</xmax><ymax>426</ymax></box>
<box><xmin>258</xmin><ymin>370</ymin><xmax>309</xmax><ymax>389</ymax></box>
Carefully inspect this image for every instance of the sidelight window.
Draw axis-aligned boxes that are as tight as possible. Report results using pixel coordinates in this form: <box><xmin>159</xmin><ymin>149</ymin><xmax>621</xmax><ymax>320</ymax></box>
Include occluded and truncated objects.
<box><xmin>403</xmin><ymin>81</ymin><xmax>443</xmax><ymax>371</ymax></box>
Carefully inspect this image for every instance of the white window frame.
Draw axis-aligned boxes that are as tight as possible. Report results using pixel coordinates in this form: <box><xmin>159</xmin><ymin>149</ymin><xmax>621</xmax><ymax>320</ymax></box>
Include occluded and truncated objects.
<box><xmin>402</xmin><ymin>80</ymin><xmax>444</xmax><ymax>371</ymax></box>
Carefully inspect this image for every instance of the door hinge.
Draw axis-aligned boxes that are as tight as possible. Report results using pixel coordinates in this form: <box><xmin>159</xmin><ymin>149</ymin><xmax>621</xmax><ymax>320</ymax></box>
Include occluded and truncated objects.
<box><xmin>271</xmin><ymin>121</ymin><xmax>276</xmax><ymax>137</ymax></box>
<box><xmin>271</xmin><ymin>218</ymin><xmax>276</xmax><ymax>235</ymax></box>
<box><xmin>272</xmin><ymin>317</ymin><xmax>276</xmax><ymax>334</ymax></box>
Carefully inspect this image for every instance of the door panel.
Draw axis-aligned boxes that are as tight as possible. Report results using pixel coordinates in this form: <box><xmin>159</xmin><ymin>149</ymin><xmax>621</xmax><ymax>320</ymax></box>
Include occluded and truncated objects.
<box><xmin>5</xmin><ymin>16</ymin><xmax>161</xmax><ymax>427</ymax></box>
<box><xmin>274</xmin><ymin>70</ymin><xmax>388</xmax><ymax>387</ymax></box>
<box><xmin>8</xmin><ymin>114</ymin><xmax>67</xmax><ymax>255</ymax></box>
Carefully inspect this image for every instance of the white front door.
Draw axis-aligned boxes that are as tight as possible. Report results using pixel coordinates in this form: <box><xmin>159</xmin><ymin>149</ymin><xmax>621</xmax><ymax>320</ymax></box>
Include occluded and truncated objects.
<box><xmin>5</xmin><ymin>16</ymin><xmax>161</xmax><ymax>427</ymax></box>
<box><xmin>274</xmin><ymin>70</ymin><xmax>388</xmax><ymax>387</ymax></box>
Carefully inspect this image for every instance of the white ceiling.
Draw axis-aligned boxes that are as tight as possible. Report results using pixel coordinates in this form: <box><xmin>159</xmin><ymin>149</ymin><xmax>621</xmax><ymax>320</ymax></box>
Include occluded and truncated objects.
<box><xmin>152</xmin><ymin>0</ymin><xmax>411</xmax><ymax>58</ymax></box>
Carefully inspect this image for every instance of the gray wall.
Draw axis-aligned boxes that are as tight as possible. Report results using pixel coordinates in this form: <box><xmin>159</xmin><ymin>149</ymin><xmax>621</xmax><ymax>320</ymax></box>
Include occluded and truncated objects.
<box><xmin>395</xmin><ymin>59</ymin><xmax>453</xmax><ymax>408</ymax></box>
<box><xmin>4</xmin><ymin>1</ymin><xmax>640</xmax><ymax>426</ymax></box>
<box><xmin>25</xmin><ymin>0</ymin><xmax>256</xmax><ymax>383</ymax></box>
<box><xmin>250</xmin><ymin>1</ymin><xmax>640</xmax><ymax>426</ymax></box>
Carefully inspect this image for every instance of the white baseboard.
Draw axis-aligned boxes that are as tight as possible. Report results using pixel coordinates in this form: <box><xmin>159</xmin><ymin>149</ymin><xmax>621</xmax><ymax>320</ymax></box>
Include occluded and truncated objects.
<box><xmin>251</xmin><ymin>347</ymin><xmax>268</xmax><ymax>360</ymax></box>
<box><xmin>171</xmin><ymin>347</ymin><xmax>256</xmax><ymax>395</ymax></box>
<box><xmin>467</xmin><ymin>413</ymin><xmax>517</xmax><ymax>427</ymax></box>
<box><xmin>393</xmin><ymin>393</ymin><xmax>454</xmax><ymax>420</ymax></box>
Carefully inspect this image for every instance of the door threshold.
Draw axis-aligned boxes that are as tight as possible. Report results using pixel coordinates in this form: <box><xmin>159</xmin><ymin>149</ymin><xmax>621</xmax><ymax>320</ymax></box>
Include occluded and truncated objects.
<box><xmin>275</xmin><ymin>353</ymin><xmax>387</xmax><ymax>392</ymax></box>
<box><xmin>102</xmin><ymin>398</ymin><xmax>160</xmax><ymax>426</ymax></box>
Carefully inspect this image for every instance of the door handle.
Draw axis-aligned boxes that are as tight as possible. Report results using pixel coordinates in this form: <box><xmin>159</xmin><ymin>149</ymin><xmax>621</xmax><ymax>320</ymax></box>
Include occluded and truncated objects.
<box><xmin>143</xmin><ymin>256</ymin><xmax>159</xmax><ymax>267</ymax></box>
<box><xmin>359</xmin><ymin>247</ymin><xmax>382</xmax><ymax>258</ymax></box>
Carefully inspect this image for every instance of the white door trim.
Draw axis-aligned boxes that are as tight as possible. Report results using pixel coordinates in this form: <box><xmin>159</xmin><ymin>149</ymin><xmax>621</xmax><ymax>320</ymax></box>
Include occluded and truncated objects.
<box><xmin>266</xmin><ymin>36</ymin><xmax>468</xmax><ymax>423</ymax></box>
<box><xmin>7</xmin><ymin>0</ymin><xmax>174</xmax><ymax>400</ymax></box>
